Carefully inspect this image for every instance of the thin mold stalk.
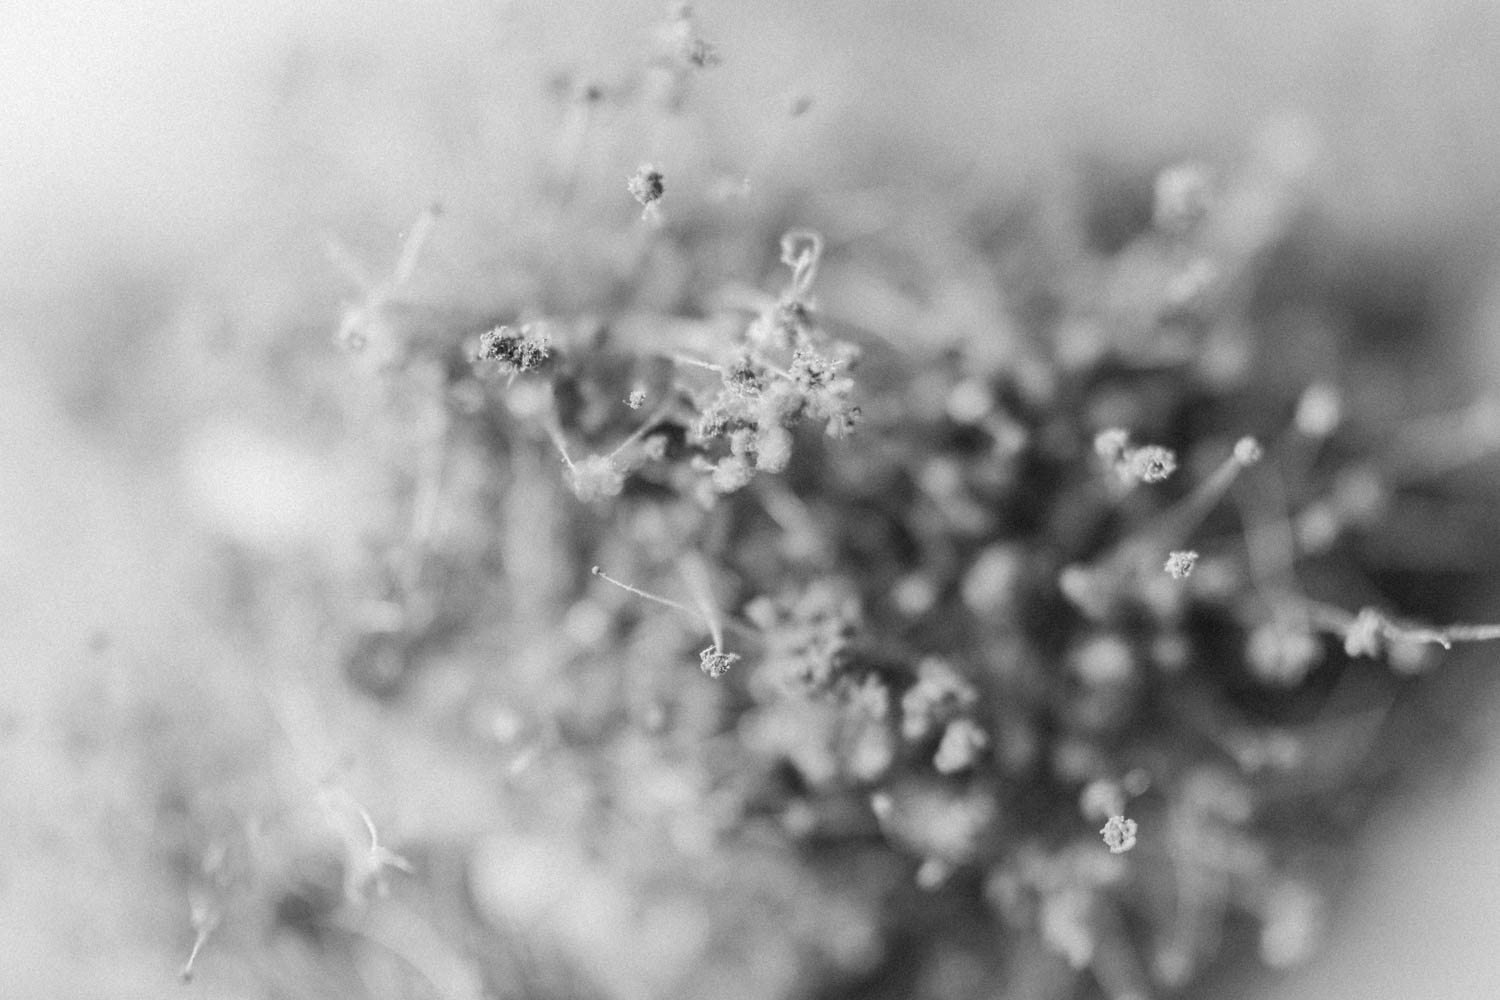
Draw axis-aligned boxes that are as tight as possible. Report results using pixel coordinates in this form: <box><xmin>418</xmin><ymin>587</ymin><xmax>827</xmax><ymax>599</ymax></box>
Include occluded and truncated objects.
<box><xmin>545</xmin><ymin>423</ymin><xmax>577</xmax><ymax>472</ymax></box>
<box><xmin>1234</xmin><ymin>455</ymin><xmax>1310</xmax><ymax>628</ymax></box>
<box><xmin>1098</xmin><ymin>437</ymin><xmax>1264</xmax><ymax>579</ymax></box>
<box><xmin>1299</xmin><ymin>598</ymin><xmax>1500</xmax><ymax>653</ymax></box>
<box><xmin>592</xmin><ymin>564</ymin><xmax>745</xmax><ymax>678</ymax></box>
<box><xmin>591</xmin><ymin>564</ymin><xmax>760</xmax><ymax>643</ymax></box>
<box><xmin>671</xmin><ymin>353</ymin><xmax>726</xmax><ymax>375</ymax></box>
<box><xmin>392</xmin><ymin>203</ymin><xmax>443</xmax><ymax>288</ymax></box>
<box><xmin>592</xmin><ymin>564</ymin><xmax>697</xmax><ymax>618</ymax></box>
<box><xmin>679</xmin><ymin>553</ymin><xmax>727</xmax><ymax>651</ymax></box>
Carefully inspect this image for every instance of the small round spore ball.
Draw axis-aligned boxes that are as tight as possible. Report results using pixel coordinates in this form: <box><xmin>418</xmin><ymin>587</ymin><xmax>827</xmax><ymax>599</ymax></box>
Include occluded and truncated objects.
<box><xmin>1164</xmin><ymin>550</ymin><xmax>1199</xmax><ymax>580</ymax></box>
<box><xmin>1100</xmin><ymin>814</ymin><xmax>1138</xmax><ymax>854</ymax></box>
<box><xmin>699</xmin><ymin>644</ymin><xmax>740</xmax><ymax>679</ymax></box>
<box><xmin>628</xmin><ymin>164</ymin><xmax>665</xmax><ymax>208</ymax></box>
<box><xmin>1125</xmin><ymin>445</ymin><xmax>1178</xmax><ymax>484</ymax></box>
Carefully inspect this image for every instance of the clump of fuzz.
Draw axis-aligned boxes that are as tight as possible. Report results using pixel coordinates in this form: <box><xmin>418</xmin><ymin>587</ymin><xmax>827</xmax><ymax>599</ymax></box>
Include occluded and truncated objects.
<box><xmin>1165</xmin><ymin>550</ymin><xmax>1199</xmax><ymax>579</ymax></box>
<box><xmin>700</xmin><ymin>644</ymin><xmax>740</xmax><ymax>679</ymax></box>
<box><xmin>1095</xmin><ymin>428</ymin><xmax>1178</xmax><ymax>485</ymax></box>
<box><xmin>476</xmin><ymin>324</ymin><xmax>550</xmax><ymax>373</ymax></box>
<box><xmin>1126</xmin><ymin>445</ymin><xmax>1178</xmax><ymax>484</ymax></box>
<box><xmin>1100</xmin><ymin>815</ymin><xmax>1138</xmax><ymax>854</ymax></box>
<box><xmin>628</xmin><ymin>165</ymin><xmax>665</xmax><ymax>209</ymax></box>
<box><xmin>568</xmin><ymin>454</ymin><xmax>626</xmax><ymax>502</ymax></box>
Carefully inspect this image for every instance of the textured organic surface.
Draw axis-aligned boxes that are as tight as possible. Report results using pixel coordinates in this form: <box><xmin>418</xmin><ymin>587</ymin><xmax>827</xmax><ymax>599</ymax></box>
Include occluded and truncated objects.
<box><xmin>6</xmin><ymin>4</ymin><xmax>1500</xmax><ymax>1000</ymax></box>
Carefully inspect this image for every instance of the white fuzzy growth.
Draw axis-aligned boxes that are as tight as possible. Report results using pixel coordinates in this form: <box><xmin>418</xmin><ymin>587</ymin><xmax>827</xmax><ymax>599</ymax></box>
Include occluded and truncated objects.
<box><xmin>1100</xmin><ymin>814</ymin><xmax>1138</xmax><ymax>854</ymax></box>
<box><xmin>1164</xmin><ymin>550</ymin><xmax>1199</xmax><ymax>579</ymax></box>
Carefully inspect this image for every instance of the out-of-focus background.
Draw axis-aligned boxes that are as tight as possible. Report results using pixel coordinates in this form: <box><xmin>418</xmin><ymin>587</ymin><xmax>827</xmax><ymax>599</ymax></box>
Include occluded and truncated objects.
<box><xmin>5</xmin><ymin>2</ymin><xmax>1500</xmax><ymax>998</ymax></box>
